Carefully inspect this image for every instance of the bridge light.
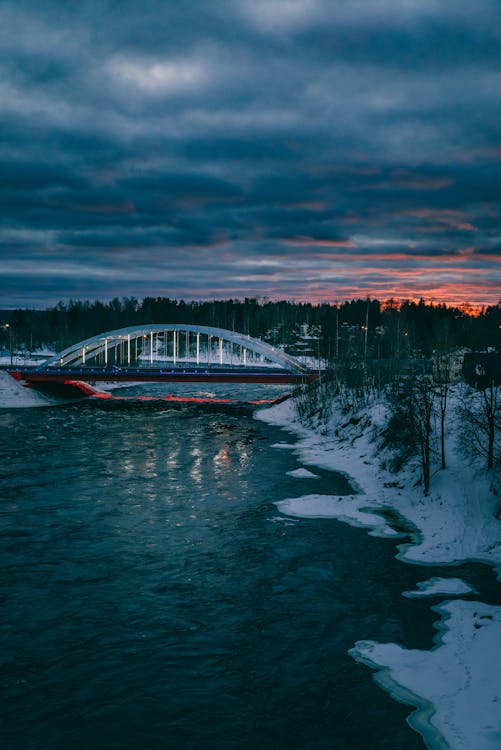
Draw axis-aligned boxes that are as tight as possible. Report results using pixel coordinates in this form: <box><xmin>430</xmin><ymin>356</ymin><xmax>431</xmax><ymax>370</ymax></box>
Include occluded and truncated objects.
<box><xmin>41</xmin><ymin>324</ymin><xmax>307</xmax><ymax>378</ymax></box>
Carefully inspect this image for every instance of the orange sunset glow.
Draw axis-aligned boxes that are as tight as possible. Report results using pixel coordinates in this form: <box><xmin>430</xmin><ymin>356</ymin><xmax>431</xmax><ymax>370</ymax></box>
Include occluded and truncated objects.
<box><xmin>0</xmin><ymin>1</ymin><xmax>498</xmax><ymax>314</ymax></box>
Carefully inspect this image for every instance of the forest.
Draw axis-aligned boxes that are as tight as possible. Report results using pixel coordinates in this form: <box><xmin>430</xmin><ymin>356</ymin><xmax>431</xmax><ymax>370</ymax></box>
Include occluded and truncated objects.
<box><xmin>2</xmin><ymin>296</ymin><xmax>500</xmax><ymax>363</ymax></box>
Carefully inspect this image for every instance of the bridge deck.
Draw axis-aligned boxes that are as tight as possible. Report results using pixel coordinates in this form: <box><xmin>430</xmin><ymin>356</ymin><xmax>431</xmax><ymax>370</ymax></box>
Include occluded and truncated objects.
<box><xmin>10</xmin><ymin>366</ymin><xmax>318</xmax><ymax>386</ymax></box>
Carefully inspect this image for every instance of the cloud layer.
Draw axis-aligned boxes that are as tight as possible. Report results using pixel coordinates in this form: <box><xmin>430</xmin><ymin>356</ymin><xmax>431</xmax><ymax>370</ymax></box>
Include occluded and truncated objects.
<box><xmin>1</xmin><ymin>0</ymin><xmax>500</xmax><ymax>308</ymax></box>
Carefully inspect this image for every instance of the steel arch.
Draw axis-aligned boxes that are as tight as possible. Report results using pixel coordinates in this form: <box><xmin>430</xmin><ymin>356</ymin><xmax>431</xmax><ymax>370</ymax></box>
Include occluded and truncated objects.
<box><xmin>40</xmin><ymin>324</ymin><xmax>310</xmax><ymax>372</ymax></box>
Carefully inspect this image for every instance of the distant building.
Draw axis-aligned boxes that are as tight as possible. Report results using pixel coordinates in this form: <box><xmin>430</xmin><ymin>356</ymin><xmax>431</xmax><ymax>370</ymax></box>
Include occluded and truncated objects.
<box><xmin>286</xmin><ymin>323</ymin><xmax>321</xmax><ymax>359</ymax></box>
<box><xmin>432</xmin><ymin>348</ymin><xmax>471</xmax><ymax>383</ymax></box>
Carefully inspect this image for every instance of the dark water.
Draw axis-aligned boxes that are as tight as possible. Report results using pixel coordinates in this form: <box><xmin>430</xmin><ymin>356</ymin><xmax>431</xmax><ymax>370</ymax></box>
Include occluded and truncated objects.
<box><xmin>1</xmin><ymin>399</ymin><xmax>499</xmax><ymax>750</ymax></box>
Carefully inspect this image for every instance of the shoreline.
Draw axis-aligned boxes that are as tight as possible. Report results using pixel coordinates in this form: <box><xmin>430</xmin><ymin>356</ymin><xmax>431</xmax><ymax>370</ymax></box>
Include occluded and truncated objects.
<box><xmin>256</xmin><ymin>395</ymin><xmax>501</xmax><ymax>750</ymax></box>
<box><xmin>256</xmin><ymin>395</ymin><xmax>501</xmax><ymax>577</ymax></box>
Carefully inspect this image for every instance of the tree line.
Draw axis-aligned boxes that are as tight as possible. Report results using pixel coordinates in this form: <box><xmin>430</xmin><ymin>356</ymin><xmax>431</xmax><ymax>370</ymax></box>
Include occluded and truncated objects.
<box><xmin>2</xmin><ymin>296</ymin><xmax>500</xmax><ymax>358</ymax></box>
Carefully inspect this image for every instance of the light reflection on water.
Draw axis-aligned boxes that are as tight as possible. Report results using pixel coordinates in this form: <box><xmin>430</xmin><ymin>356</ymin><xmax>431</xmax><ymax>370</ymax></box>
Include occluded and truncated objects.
<box><xmin>1</xmin><ymin>402</ymin><xmax>498</xmax><ymax>750</ymax></box>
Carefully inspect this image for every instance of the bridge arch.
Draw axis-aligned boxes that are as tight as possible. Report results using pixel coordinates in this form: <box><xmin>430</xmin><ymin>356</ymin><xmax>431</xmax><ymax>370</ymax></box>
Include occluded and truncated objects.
<box><xmin>40</xmin><ymin>324</ymin><xmax>310</xmax><ymax>373</ymax></box>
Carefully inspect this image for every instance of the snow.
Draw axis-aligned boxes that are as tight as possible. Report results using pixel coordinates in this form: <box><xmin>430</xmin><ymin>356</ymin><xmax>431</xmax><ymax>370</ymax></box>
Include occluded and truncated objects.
<box><xmin>276</xmin><ymin>493</ymin><xmax>401</xmax><ymax>537</ymax></box>
<box><xmin>286</xmin><ymin>467</ymin><xmax>319</xmax><ymax>478</ymax></box>
<box><xmin>350</xmin><ymin>601</ymin><xmax>501</xmax><ymax>750</ymax></box>
<box><xmin>0</xmin><ymin>351</ymin><xmax>53</xmax><ymax>367</ymax></box>
<box><xmin>0</xmin><ymin>349</ymin><xmax>64</xmax><ymax>407</ymax></box>
<box><xmin>257</xmin><ymin>392</ymin><xmax>501</xmax><ymax>575</ymax></box>
<box><xmin>256</xmin><ymin>386</ymin><xmax>501</xmax><ymax>750</ymax></box>
<box><xmin>0</xmin><ymin>370</ymin><xmax>58</xmax><ymax>408</ymax></box>
<box><xmin>403</xmin><ymin>577</ymin><xmax>476</xmax><ymax>598</ymax></box>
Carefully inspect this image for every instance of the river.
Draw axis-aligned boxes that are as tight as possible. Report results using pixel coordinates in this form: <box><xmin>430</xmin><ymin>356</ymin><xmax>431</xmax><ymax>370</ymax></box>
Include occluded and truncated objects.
<box><xmin>1</xmin><ymin>393</ymin><xmax>499</xmax><ymax>749</ymax></box>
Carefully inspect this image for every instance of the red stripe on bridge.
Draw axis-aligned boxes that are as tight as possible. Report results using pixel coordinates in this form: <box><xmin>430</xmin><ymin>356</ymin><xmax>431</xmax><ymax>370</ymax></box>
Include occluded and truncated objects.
<box><xmin>13</xmin><ymin>369</ymin><xmax>317</xmax><ymax>386</ymax></box>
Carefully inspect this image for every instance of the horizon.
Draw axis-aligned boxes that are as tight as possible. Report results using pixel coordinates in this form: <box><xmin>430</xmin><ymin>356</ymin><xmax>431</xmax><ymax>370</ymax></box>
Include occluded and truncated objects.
<box><xmin>1</xmin><ymin>293</ymin><xmax>496</xmax><ymax>317</ymax></box>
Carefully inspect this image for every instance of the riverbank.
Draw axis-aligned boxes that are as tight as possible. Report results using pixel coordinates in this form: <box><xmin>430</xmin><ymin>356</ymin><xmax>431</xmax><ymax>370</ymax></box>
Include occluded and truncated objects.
<box><xmin>256</xmin><ymin>392</ymin><xmax>501</xmax><ymax>750</ymax></box>
<box><xmin>0</xmin><ymin>369</ymin><xmax>57</xmax><ymax>407</ymax></box>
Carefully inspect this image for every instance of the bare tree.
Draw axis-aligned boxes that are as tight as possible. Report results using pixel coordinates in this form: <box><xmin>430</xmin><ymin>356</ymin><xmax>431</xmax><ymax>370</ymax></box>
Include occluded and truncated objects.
<box><xmin>413</xmin><ymin>375</ymin><xmax>435</xmax><ymax>495</ymax></box>
<box><xmin>481</xmin><ymin>380</ymin><xmax>499</xmax><ymax>470</ymax></box>
<box><xmin>383</xmin><ymin>374</ymin><xmax>436</xmax><ymax>494</ymax></box>
<box><xmin>461</xmin><ymin>380</ymin><xmax>500</xmax><ymax>471</ymax></box>
<box><xmin>433</xmin><ymin>353</ymin><xmax>452</xmax><ymax>470</ymax></box>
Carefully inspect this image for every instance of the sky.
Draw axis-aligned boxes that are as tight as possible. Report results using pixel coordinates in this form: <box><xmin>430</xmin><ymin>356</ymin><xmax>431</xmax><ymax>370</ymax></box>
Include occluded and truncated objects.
<box><xmin>1</xmin><ymin>0</ymin><xmax>500</xmax><ymax>310</ymax></box>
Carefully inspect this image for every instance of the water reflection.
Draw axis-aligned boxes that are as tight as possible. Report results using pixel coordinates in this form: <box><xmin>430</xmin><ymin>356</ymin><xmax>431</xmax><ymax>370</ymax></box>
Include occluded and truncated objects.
<box><xmin>190</xmin><ymin>446</ymin><xmax>203</xmax><ymax>486</ymax></box>
<box><xmin>3</xmin><ymin>404</ymin><xmax>493</xmax><ymax>750</ymax></box>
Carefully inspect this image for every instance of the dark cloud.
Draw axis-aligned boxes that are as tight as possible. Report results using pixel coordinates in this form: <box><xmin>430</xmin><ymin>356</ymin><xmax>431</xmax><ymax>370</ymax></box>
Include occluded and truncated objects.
<box><xmin>0</xmin><ymin>0</ymin><xmax>499</xmax><ymax>309</ymax></box>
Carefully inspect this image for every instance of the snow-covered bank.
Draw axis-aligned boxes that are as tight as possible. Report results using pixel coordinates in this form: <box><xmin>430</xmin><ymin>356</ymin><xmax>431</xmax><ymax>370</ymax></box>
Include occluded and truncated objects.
<box><xmin>256</xmin><ymin>393</ymin><xmax>501</xmax><ymax>575</ymax></box>
<box><xmin>0</xmin><ymin>351</ymin><xmax>54</xmax><ymax>367</ymax></box>
<box><xmin>350</xmin><ymin>601</ymin><xmax>501</xmax><ymax>750</ymax></box>
<box><xmin>0</xmin><ymin>370</ymin><xmax>58</xmax><ymax>408</ymax></box>
<box><xmin>256</xmin><ymin>390</ymin><xmax>501</xmax><ymax>750</ymax></box>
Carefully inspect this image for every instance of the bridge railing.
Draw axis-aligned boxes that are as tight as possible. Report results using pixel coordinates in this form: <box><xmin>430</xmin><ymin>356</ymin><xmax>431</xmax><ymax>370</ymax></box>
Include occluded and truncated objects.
<box><xmin>40</xmin><ymin>324</ymin><xmax>310</xmax><ymax>374</ymax></box>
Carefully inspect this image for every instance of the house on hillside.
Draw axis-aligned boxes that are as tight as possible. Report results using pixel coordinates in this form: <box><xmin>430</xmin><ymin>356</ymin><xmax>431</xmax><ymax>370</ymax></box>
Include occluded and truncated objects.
<box><xmin>432</xmin><ymin>348</ymin><xmax>471</xmax><ymax>383</ymax></box>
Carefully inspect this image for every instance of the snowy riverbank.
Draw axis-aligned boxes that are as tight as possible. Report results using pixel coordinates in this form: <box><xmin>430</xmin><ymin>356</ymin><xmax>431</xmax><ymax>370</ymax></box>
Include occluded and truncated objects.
<box><xmin>0</xmin><ymin>369</ymin><xmax>58</xmax><ymax>407</ymax></box>
<box><xmin>0</xmin><ymin>370</ymin><xmax>144</xmax><ymax>408</ymax></box>
<box><xmin>256</xmin><ymin>393</ymin><xmax>501</xmax><ymax>750</ymax></box>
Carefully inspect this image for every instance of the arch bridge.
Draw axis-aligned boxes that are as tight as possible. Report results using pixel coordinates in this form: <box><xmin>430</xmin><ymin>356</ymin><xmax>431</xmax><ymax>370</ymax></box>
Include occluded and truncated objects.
<box><xmin>14</xmin><ymin>324</ymin><xmax>317</xmax><ymax>386</ymax></box>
